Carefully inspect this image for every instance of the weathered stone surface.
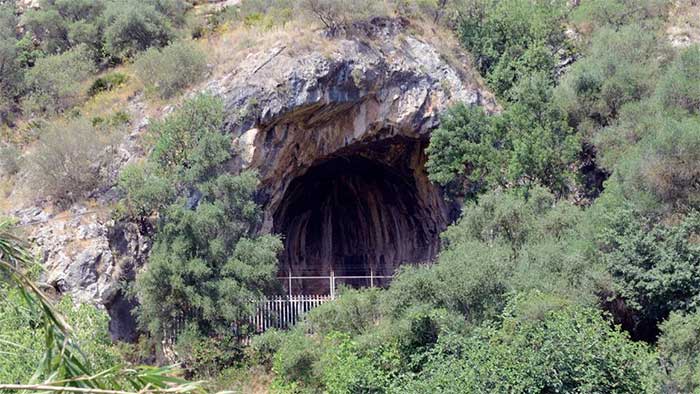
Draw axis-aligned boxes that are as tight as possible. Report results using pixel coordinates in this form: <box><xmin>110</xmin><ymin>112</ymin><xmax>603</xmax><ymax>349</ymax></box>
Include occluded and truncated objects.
<box><xmin>209</xmin><ymin>18</ymin><xmax>495</xmax><ymax>292</ymax></box>
<box><xmin>9</xmin><ymin>17</ymin><xmax>495</xmax><ymax>307</ymax></box>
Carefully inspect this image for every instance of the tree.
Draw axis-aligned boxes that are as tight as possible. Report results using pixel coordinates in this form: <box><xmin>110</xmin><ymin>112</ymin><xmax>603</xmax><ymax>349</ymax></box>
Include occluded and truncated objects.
<box><xmin>658</xmin><ymin>311</ymin><xmax>700</xmax><ymax>394</ymax></box>
<box><xmin>656</xmin><ymin>45</ymin><xmax>700</xmax><ymax>115</ymax></box>
<box><xmin>458</xmin><ymin>0</ymin><xmax>569</xmax><ymax>97</ymax></box>
<box><xmin>129</xmin><ymin>94</ymin><xmax>283</xmax><ymax>338</ymax></box>
<box><xmin>23</xmin><ymin>44</ymin><xmax>95</xmax><ymax>115</ymax></box>
<box><xmin>597</xmin><ymin>207</ymin><xmax>700</xmax><ymax>339</ymax></box>
<box><xmin>399</xmin><ymin>298</ymin><xmax>661</xmax><ymax>394</ymax></box>
<box><xmin>102</xmin><ymin>0</ymin><xmax>176</xmax><ymax>60</ymax></box>
<box><xmin>426</xmin><ymin>74</ymin><xmax>577</xmax><ymax>197</ymax></box>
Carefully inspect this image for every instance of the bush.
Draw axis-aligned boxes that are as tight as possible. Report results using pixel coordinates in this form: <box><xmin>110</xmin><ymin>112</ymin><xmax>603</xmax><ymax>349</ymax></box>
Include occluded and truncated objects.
<box><xmin>555</xmin><ymin>24</ymin><xmax>669</xmax><ymax>134</ymax></box>
<box><xmin>88</xmin><ymin>72</ymin><xmax>129</xmax><ymax>97</ymax></box>
<box><xmin>102</xmin><ymin>0</ymin><xmax>177</xmax><ymax>60</ymax></box>
<box><xmin>0</xmin><ymin>5</ymin><xmax>23</xmax><ymax>125</ymax></box>
<box><xmin>246</xmin><ymin>328</ymin><xmax>287</xmax><ymax>368</ymax></box>
<box><xmin>297</xmin><ymin>0</ymin><xmax>389</xmax><ymax>29</ymax></box>
<box><xmin>272</xmin><ymin>331</ymin><xmax>323</xmax><ymax>390</ymax></box>
<box><xmin>134</xmin><ymin>40</ymin><xmax>208</xmax><ymax>99</ymax></box>
<box><xmin>174</xmin><ymin>327</ymin><xmax>242</xmax><ymax>379</ymax></box>
<box><xmin>458</xmin><ymin>0</ymin><xmax>569</xmax><ymax>97</ymax></box>
<box><xmin>117</xmin><ymin>162</ymin><xmax>175</xmax><ymax>219</ymax></box>
<box><xmin>0</xmin><ymin>285</ymin><xmax>120</xmax><ymax>384</ymax></box>
<box><xmin>658</xmin><ymin>311</ymin><xmax>700</xmax><ymax>393</ymax></box>
<box><xmin>399</xmin><ymin>298</ymin><xmax>661</xmax><ymax>393</ymax></box>
<box><xmin>0</xmin><ymin>144</ymin><xmax>20</xmax><ymax>177</ymax></box>
<box><xmin>656</xmin><ymin>45</ymin><xmax>700</xmax><ymax>115</ymax></box>
<box><xmin>25</xmin><ymin>117</ymin><xmax>121</xmax><ymax>203</ymax></box>
<box><xmin>427</xmin><ymin>74</ymin><xmax>577</xmax><ymax>198</ymax></box>
<box><xmin>131</xmin><ymin>95</ymin><xmax>283</xmax><ymax>338</ymax></box>
<box><xmin>598</xmin><ymin>207</ymin><xmax>700</xmax><ymax>339</ymax></box>
<box><xmin>23</xmin><ymin>45</ymin><xmax>96</xmax><ymax>115</ymax></box>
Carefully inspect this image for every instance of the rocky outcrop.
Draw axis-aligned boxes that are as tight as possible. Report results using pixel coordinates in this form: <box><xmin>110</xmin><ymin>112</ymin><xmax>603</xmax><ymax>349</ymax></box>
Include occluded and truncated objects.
<box><xmin>210</xmin><ymin>17</ymin><xmax>495</xmax><ymax>292</ymax></box>
<box><xmin>10</xmin><ymin>17</ymin><xmax>495</xmax><ymax>309</ymax></box>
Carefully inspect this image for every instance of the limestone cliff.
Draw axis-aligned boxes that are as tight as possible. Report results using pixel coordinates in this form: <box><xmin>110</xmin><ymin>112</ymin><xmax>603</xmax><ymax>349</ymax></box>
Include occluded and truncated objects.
<box><xmin>8</xmin><ymin>17</ymin><xmax>495</xmax><ymax>335</ymax></box>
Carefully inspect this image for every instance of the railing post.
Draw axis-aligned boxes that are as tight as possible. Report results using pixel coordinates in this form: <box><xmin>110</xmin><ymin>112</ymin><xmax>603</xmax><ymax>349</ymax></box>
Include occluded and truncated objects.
<box><xmin>330</xmin><ymin>269</ymin><xmax>335</xmax><ymax>300</ymax></box>
<box><xmin>370</xmin><ymin>267</ymin><xmax>374</xmax><ymax>288</ymax></box>
<box><xmin>288</xmin><ymin>269</ymin><xmax>293</xmax><ymax>299</ymax></box>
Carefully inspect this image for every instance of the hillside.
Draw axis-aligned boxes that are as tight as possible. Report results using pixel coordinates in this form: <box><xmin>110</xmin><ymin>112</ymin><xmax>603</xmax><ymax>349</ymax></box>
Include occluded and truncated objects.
<box><xmin>1</xmin><ymin>1</ymin><xmax>699</xmax><ymax>393</ymax></box>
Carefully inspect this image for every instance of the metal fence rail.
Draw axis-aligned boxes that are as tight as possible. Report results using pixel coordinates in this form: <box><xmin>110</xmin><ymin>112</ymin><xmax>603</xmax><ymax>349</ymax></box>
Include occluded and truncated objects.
<box><xmin>249</xmin><ymin>294</ymin><xmax>332</xmax><ymax>333</ymax></box>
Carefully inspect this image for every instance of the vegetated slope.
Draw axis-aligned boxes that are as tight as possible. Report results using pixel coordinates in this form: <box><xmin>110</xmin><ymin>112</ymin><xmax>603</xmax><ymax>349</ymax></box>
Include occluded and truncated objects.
<box><xmin>0</xmin><ymin>1</ymin><xmax>699</xmax><ymax>394</ymax></box>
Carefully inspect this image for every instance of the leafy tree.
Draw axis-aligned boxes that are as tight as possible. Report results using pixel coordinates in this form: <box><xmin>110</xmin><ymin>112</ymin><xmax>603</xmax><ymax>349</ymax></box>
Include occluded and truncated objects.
<box><xmin>425</xmin><ymin>103</ymin><xmax>502</xmax><ymax>196</ymax></box>
<box><xmin>656</xmin><ymin>44</ymin><xmax>700</xmax><ymax>115</ymax></box>
<box><xmin>458</xmin><ymin>0</ymin><xmax>569</xmax><ymax>97</ymax></box>
<box><xmin>23</xmin><ymin>44</ymin><xmax>95</xmax><ymax>115</ymax></box>
<box><xmin>658</xmin><ymin>311</ymin><xmax>700</xmax><ymax>393</ymax></box>
<box><xmin>130</xmin><ymin>94</ymin><xmax>282</xmax><ymax>338</ymax></box>
<box><xmin>399</xmin><ymin>297</ymin><xmax>661</xmax><ymax>394</ymax></box>
<box><xmin>426</xmin><ymin>74</ymin><xmax>577</xmax><ymax>197</ymax></box>
<box><xmin>597</xmin><ymin>206</ymin><xmax>700</xmax><ymax>339</ymax></box>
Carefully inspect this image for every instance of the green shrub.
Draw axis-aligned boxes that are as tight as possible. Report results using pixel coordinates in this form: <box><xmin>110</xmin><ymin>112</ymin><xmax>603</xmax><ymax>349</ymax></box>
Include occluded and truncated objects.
<box><xmin>399</xmin><ymin>298</ymin><xmax>661</xmax><ymax>393</ymax></box>
<box><xmin>658</xmin><ymin>311</ymin><xmax>700</xmax><ymax>393</ymax></box>
<box><xmin>23</xmin><ymin>45</ymin><xmax>96</xmax><ymax>115</ymax></box>
<box><xmin>117</xmin><ymin>162</ymin><xmax>175</xmax><ymax>219</ymax></box>
<box><xmin>0</xmin><ymin>285</ymin><xmax>120</xmax><ymax>384</ymax></box>
<box><xmin>88</xmin><ymin>72</ymin><xmax>129</xmax><ymax>97</ymax></box>
<box><xmin>570</xmin><ymin>0</ymin><xmax>666</xmax><ymax>37</ymax></box>
<box><xmin>131</xmin><ymin>94</ymin><xmax>282</xmax><ymax>338</ymax></box>
<box><xmin>134</xmin><ymin>40</ymin><xmax>208</xmax><ymax>99</ymax></box>
<box><xmin>297</xmin><ymin>0</ymin><xmax>389</xmax><ymax>29</ymax></box>
<box><xmin>426</xmin><ymin>74</ymin><xmax>577</xmax><ymax>198</ymax></box>
<box><xmin>246</xmin><ymin>328</ymin><xmax>287</xmax><ymax>368</ymax></box>
<box><xmin>595</xmin><ymin>203</ymin><xmax>700</xmax><ymax>338</ymax></box>
<box><xmin>25</xmin><ymin>117</ymin><xmax>122</xmax><ymax>204</ymax></box>
<box><xmin>102</xmin><ymin>0</ymin><xmax>177</xmax><ymax>60</ymax></box>
<box><xmin>303</xmin><ymin>288</ymin><xmax>382</xmax><ymax>336</ymax></box>
<box><xmin>272</xmin><ymin>331</ymin><xmax>323</xmax><ymax>390</ymax></box>
<box><xmin>458</xmin><ymin>0</ymin><xmax>569</xmax><ymax>97</ymax></box>
<box><xmin>425</xmin><ymin>103</ymin><xmax>500</xmax><ymax>195</ymax></box>
<box><xmin>555</xmin><ymin>24</ymin><xmax>669</xmax><ymax>134</ymax></box>
<box><xmin>174</xmin><ymin>327</ymin><xmax>242</xmax><ymax>379</ymax></box>
<box><xmin>0</xmin><ymin>4</ymin><xmax>23</xmax><ymax>125</ymax></box>
<box><xmin>656</xmin><ymin>45</ymin><xmax>700</xmax><ymax>115</ymax></box>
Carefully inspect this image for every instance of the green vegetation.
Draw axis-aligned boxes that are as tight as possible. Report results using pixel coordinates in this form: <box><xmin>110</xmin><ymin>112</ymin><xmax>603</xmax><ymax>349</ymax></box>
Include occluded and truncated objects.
<box><xmin>121</xmin><ymin>95</ymin><xmax>282</xmax><ymax>347</ymax></box>
<box><xmin>26</xmin><ymin>117</ymin><xmax>122</xmax><ymax>204</ymax></box>
<box><xmin>134</xmin><ymin>40</ymin><xmax>208</xmax><ymax>99</ymax></box>
<box><xmin>2</xmin><ymin>0</ymin><xmax>700</xmax><ymax>393</ymax></box>
<box><xmin>0</xmin><ymin>220</ymin><xmax>203</xmax><ymax>393</ymax></box>
<box><xmin>22</xmin><ymin>45</ymin><xmax>96</xmax><ymax>116</ymax></box>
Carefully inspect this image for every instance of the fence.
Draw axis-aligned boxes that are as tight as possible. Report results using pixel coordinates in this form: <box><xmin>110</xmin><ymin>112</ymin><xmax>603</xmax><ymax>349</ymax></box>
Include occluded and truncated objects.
<box><xmin>163</xmin><ymin>274</ymin><xmax>397</xmax><ymax>343</ymax></box>
<box><xmin>248</xmin><ymin>294</ymin><xmax>332</xmax><ymax>333</ymax></box>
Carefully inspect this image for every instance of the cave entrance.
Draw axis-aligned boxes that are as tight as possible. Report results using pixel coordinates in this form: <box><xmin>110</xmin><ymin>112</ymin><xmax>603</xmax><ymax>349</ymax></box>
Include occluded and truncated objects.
<box><xmin>272</xmin><ymin>137</ymin><xmax>447</xmax><ymax>295</ymax></box>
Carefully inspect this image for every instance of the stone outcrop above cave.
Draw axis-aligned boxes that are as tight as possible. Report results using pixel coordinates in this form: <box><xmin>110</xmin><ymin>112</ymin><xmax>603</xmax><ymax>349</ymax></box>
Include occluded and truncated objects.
<box><xmin>209</xmin><ymin>18</ymin><xmax>495</xmax><ymax>227</ymax></box>
<box><xmin>206</xmin><ymin>18</ymin><xmax>496</xmax><ymax>292</ymax></box>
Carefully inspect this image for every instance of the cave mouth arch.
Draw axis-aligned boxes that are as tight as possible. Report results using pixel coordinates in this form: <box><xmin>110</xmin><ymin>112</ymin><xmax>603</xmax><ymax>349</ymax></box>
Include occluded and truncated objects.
<box><xmin>272</xmin><ymin>137</ymin><xmax>447</xmax><ymax>294</ymax></box>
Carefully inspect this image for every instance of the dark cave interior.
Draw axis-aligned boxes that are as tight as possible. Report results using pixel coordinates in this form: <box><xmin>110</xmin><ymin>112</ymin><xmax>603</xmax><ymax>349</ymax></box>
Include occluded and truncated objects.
<box><xmin>272</xmin><ymin>138</ymin><xmax>447</xmax><ymax>294</ymax></box>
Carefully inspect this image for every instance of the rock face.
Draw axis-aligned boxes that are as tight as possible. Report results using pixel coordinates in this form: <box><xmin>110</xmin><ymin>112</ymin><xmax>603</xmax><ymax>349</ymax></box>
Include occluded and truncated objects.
<box><xmin>211</xmin><ymin>18</ymin><xmax>495</xmax><ymax>293</ymax></box>
<box><xmin>10</xmin><ymin>17</ymin><xmax>495</xmax><ymax>314</ymax></box>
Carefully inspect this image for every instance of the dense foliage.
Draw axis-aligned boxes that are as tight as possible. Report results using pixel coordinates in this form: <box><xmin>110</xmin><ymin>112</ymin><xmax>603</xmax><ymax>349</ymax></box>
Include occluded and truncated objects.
<box><xmin>122</xmin><ymin>94</ymin><xmax>282</xmax><ymax>344</ymax></box>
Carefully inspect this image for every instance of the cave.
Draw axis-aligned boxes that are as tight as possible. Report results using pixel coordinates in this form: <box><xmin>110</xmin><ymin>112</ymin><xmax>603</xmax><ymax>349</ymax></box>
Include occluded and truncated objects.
<box><xmin>272</xmin><ymin>137</ymin><xmax>449</xmax><ymax>294</ymax></box>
